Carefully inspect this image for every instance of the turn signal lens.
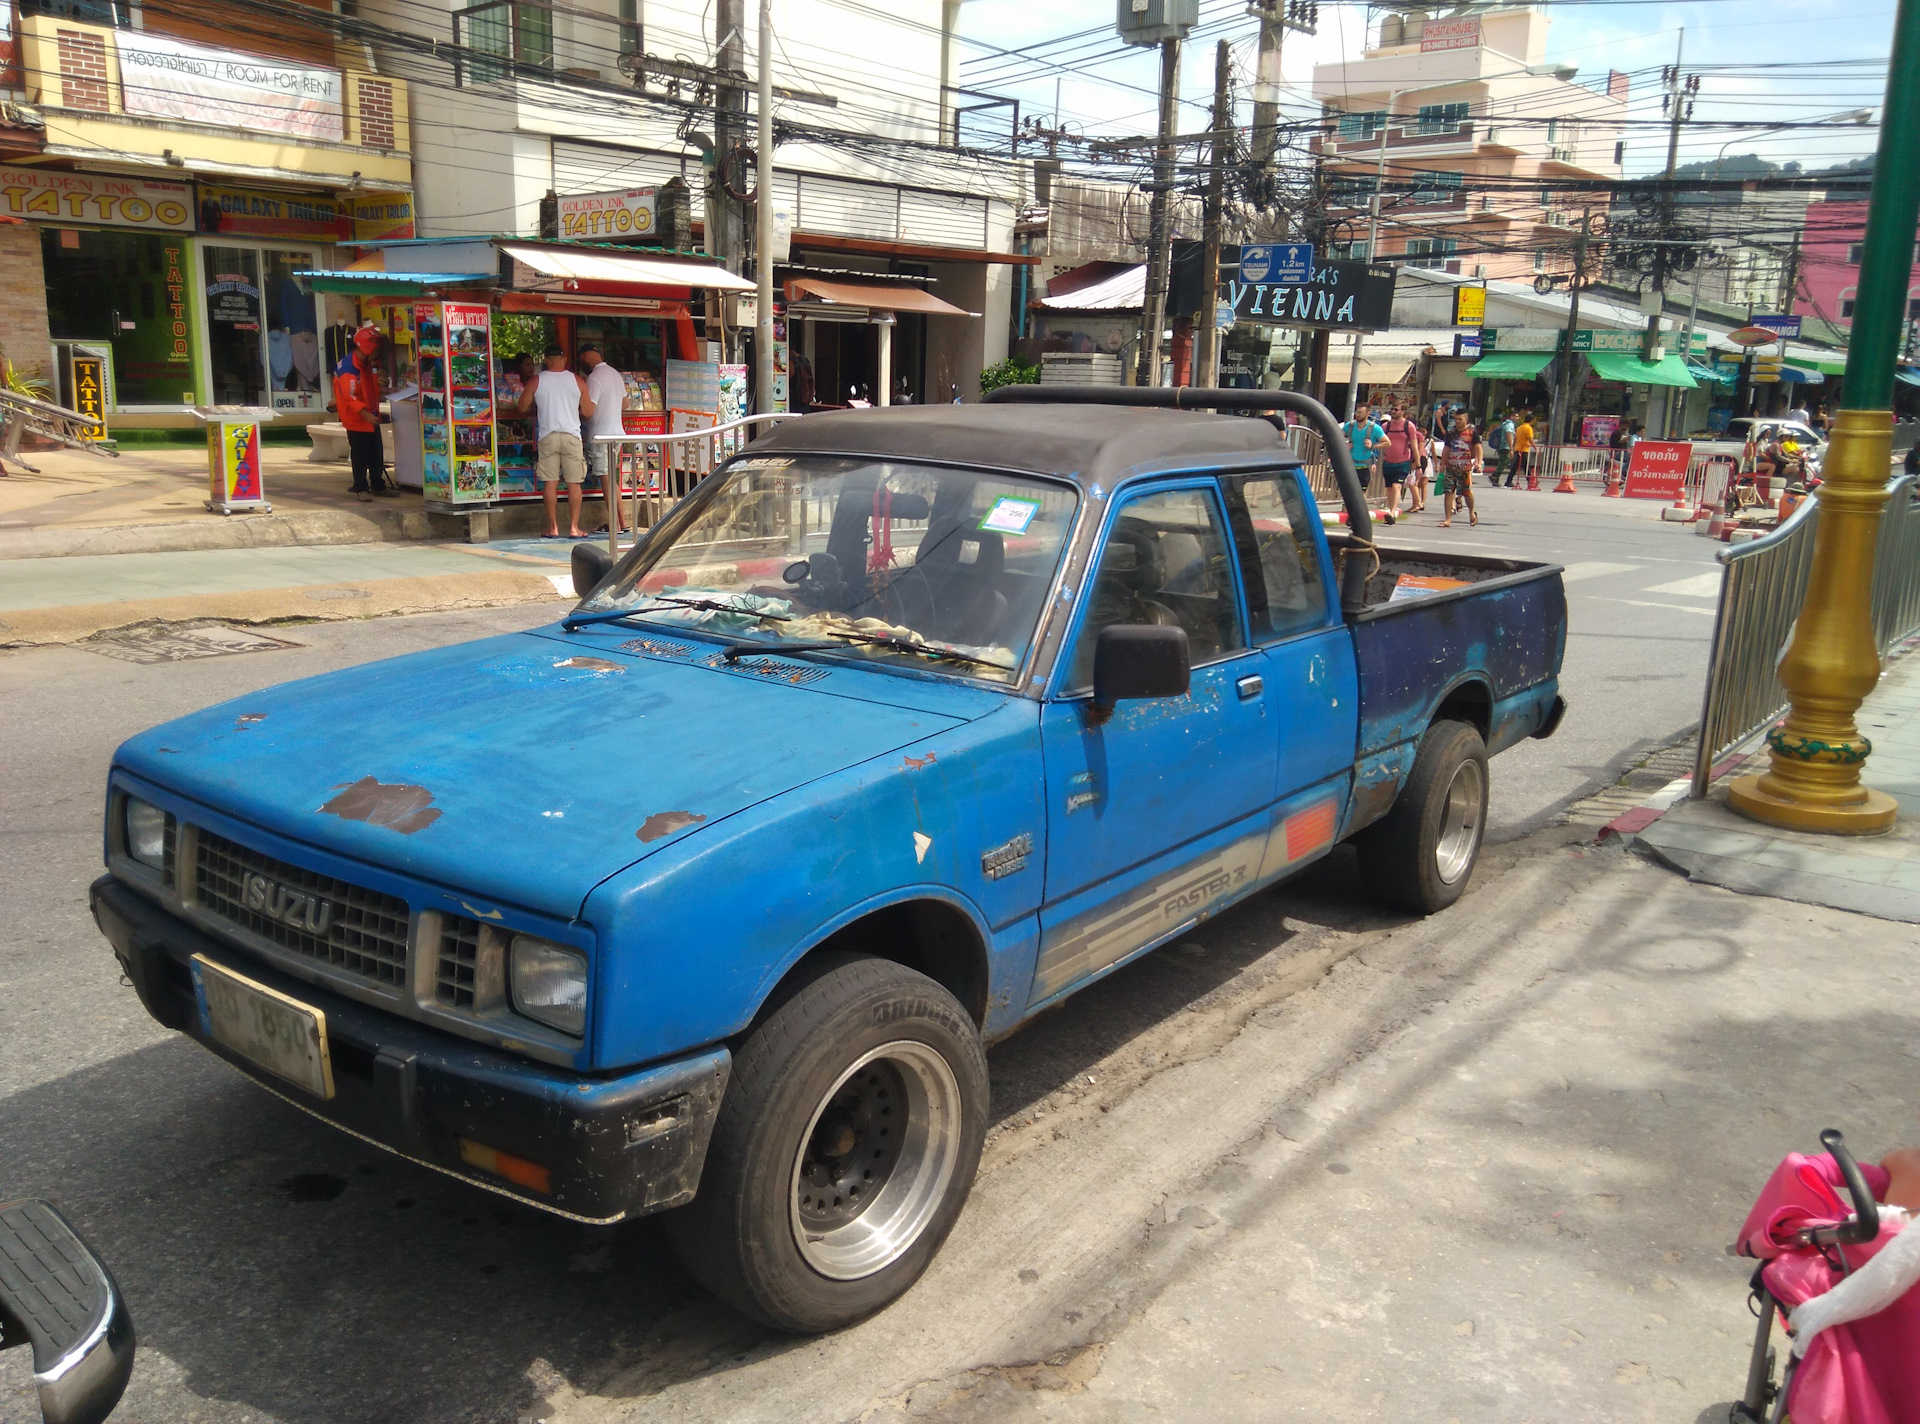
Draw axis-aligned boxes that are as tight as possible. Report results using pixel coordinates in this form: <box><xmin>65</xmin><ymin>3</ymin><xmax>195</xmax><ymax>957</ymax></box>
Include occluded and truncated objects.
<box><xmin>509</xmin><ymin>935</ymin><xmax>588</xmax><ymax>1037</ymax></box>
<box><xmin>458</xmin><ymin>1138</ymin><xmax>553</xmax><ymax>1195</ymax></box>
<box><xmin>126</xmin><ymin>797</ymin><xmax>168</xmax><ymax>870</ymax></box>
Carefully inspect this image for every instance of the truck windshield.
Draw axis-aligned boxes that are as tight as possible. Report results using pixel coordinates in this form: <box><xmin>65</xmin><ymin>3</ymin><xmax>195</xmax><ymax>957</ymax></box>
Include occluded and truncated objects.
<box><xmin>577</xmin><ymin>455</ymin><xmax>1080</xmax><ymax>683</ymax></box>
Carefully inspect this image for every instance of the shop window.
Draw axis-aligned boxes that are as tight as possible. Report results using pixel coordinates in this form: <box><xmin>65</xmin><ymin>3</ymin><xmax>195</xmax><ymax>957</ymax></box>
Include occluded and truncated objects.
<box><xmin>1848</xmin><ymin>243</ymin><xmax>1865</xmax><ymax>265</ymax></box>
<box><xmin>204</xmin><ymin>247</ymin><xmax>266</xmax><ymax>407</ymax></box>
<box><xmin>263</xmin><ymin>251</ymin><xmax>323</xmax><ymax>406</ymax></box>
<box><xmin>1840</xmin><ymin>299</ymin><xmax>1856</xmax><ymax>319</ymax></box>
<box><xmin>20</xmin><ymin>0</ymin><xmax>133</xmax><ymax>24</ymax></box>
<box><xmin>42</xmin><ymin>228</ymin><xmax>196</xmax><ymax>409</ymax></box>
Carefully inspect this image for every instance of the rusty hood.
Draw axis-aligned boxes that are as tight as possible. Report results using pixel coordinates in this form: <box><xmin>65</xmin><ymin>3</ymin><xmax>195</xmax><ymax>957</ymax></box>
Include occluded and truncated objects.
<box><xmin>112</xmin><ymin>630</ymin><xmax>976</xmax><ymax>921</ymax></box>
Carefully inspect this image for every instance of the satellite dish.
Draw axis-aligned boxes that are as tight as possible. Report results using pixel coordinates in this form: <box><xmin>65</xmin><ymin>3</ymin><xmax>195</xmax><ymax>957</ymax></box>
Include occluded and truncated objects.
<box><xmin>1534</xmin><ymin>275</ymin><xmax>1556</xmax><ymax>295</ymax></box>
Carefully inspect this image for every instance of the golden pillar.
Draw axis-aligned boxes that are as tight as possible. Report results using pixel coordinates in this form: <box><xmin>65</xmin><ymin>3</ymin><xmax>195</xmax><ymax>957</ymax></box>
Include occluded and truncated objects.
<box><xmin>1727</xmin><ymin>410</ymin><xmax>1898</xmax><ymax>833</ymax></box>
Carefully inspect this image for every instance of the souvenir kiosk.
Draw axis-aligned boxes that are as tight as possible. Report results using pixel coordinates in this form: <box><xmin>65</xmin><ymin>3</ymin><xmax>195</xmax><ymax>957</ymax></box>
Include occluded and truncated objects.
<box><xmin>297</xmin><ymin>240</ymin><xmax>755</xmax><ymax>517</ymax></box>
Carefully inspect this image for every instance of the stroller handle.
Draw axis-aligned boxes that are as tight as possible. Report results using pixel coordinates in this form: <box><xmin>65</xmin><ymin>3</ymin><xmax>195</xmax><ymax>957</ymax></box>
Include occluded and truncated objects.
<box><xmin>1814</xmin><ymin>1128</ymin><xmax>1881</xmax><ymax>1248</ymax></box>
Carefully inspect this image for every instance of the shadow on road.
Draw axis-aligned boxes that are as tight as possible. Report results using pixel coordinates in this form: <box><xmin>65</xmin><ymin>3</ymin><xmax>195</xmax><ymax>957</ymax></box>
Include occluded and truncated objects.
<box><xmin>1</xmin><ymin>855</ymin><xmax>1401</xmax><ymax>1424</ymax></box>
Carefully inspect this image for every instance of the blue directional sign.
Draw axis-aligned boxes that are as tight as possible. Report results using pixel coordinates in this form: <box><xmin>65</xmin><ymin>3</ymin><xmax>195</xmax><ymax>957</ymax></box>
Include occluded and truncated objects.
<box><xmin>1240</xmin><ymin>243</ymin><xmax>1314</xmax><ymax>285</ymax></box>
<box><xmin>1751</xmin><ymin>315</ymin><xmax>1802</xmax><ymax>339</ymax></box>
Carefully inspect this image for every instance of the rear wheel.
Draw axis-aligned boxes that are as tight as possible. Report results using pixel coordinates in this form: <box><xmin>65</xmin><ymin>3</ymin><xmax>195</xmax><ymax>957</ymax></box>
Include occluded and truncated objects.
<box><xmin>665</xmin><ymin>954</ymin><xmax>988</xmax><ymax>1333</ymax></box>
<box><xmin>1357</xmin><ymin>719</ymin><xmax>1488</xmax><ymax>914</ymax></box>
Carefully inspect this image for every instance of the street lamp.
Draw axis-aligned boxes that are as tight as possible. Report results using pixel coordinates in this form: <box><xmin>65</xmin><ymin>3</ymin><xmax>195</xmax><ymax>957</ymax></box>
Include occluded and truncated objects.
<box><xmin>1340</xmin><ymin>62</ymin><xmax>1575</xmax><ymax>418</ymax></box>
<box><xmin>1723</xmin><ymin>0</ymin><xmax>1910</xmax><ymax>837</ymax></box>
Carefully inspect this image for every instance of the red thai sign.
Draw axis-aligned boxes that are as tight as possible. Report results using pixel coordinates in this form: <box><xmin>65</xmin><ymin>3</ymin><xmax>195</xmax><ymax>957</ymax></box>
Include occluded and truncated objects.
<box><xmin>1623</xmin><ymin>440</ymin><xmax>1692</xmax><ymax>500</ymax></box>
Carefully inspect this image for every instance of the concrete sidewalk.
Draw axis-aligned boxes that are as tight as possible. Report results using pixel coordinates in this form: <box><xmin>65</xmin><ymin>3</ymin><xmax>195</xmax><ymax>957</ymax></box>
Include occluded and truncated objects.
<box><xmin>0</xmin><ymin>443</ymin><xmax>602</xmax><ymax>559</ymax></box>
<box><xmin>1634</xmin><ymin>650</ymin><xmax>1920</xmax><ymax>922</ymax></box>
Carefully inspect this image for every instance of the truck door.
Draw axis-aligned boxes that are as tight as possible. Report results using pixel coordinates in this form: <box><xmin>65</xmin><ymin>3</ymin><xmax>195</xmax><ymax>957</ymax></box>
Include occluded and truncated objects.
<box><xmin>1031</xmin><ymin>480</ymin><xmax>1277</xmax><ymax>1005</ymax></box>
<box><xmin>1221</xmin><ymin>470</ymin><xmax>1359</xmax><ymax>819</ymax></box>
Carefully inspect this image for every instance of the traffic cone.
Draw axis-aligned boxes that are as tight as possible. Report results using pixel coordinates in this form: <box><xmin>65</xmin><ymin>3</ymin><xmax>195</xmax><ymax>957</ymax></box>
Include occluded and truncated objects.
<box><xmin>1526</xmin><ymin>460</ymin><xmax>1540</xmax><ymax>491</ymax></box>
<box><xmin>1551</xmin><ymin>460</ymin><xmax>1578</xmax><ymax>494</ymax></box>
<box><xmin>1603</xmin><ymin>466</ymin><xmax>1623</xmax><ymax>498</ymax></box>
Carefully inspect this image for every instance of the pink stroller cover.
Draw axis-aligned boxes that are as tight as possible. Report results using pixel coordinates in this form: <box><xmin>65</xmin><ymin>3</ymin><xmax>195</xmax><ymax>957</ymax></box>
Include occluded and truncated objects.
<box><xmin>1737</xmin><ymin>1153</ymin><xmax>1917</xmax><ymax>1424</ymax></box>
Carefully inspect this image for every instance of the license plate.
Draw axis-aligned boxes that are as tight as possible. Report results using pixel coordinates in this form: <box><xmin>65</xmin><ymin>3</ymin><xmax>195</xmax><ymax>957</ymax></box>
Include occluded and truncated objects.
<box><xmin>190</xmin><ymin>955</ymin><xmax>335</xmax><ymax>1100</ymax></box>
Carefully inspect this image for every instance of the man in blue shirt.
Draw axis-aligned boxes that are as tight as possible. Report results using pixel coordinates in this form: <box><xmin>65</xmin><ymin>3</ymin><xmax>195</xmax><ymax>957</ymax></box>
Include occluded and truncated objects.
<box><xmin>1343</xmin><ymin>403</ymin><xmax>1388</xmax><ymax>523</ymax></box>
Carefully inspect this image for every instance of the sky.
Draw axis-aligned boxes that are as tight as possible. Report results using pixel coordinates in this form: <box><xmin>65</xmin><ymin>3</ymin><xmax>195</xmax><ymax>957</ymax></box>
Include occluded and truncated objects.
<box><xmin>953</xmin><ymin>0</ymin><xmax>1894</xmax><ymax>177</ymax></box>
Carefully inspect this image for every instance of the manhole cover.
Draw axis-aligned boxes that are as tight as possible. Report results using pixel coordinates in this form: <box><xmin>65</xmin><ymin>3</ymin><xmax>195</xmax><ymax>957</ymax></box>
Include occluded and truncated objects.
<box><xmin>82</xmin><ymin>624</ymin><xmax>304</xmax><ymax>664</ymax></box>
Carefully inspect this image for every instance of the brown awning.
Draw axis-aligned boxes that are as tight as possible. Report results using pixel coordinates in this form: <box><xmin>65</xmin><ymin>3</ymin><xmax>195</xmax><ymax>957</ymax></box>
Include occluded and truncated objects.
<box><xmin>786</xmin><ymin>277</ymin><xmax>975</xmax><ymax>316</ymax></box>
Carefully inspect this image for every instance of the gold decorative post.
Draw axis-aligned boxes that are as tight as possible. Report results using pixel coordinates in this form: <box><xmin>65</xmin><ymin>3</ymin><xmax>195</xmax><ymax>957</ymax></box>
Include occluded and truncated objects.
<box><xmin>1726</xmin><ymin>0</ymin><xmax>1918</xmax><ymax>835</ymax></box>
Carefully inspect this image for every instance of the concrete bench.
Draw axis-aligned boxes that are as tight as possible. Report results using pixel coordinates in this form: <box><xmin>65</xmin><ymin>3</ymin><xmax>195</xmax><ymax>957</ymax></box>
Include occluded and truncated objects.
<box><xmin>306</xmin><ymin>422</ymin><xmax>396</xmax><ymax>463</ymax></box>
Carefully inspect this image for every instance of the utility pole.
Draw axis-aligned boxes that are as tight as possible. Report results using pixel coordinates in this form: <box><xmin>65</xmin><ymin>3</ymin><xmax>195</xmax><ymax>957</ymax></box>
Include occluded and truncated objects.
<box><xmin>709</xmin><ymin>0</ymin><xmax>747</xmax><ymax>360</ymax></box>
<box><xmin>1644</xmin><ymin>29</ymin><xmax>1697</xmax><ymax>429</ymax></box>
<box><xmin>1135</xmin><ymin>36</ymin><xmax>1181</xmax><ymax>388</ymax></box>
<box><xmin>1250</xmin><ymin>5</ymin><xmax>1285</xmax><ymax>167</ymax></box>
<box><xmin>1551</xmin><ymin>214</ymin><xmax>1592</xmax><ymax>448</ymax></box>
<box><xmin>1195</xmin><ymin>40</ymin><xmax>1231</xmax><ymax>389</ymax></box>
<box><xmin>1777</xmin><ymin>226</ymin><xmax>1803</xmax><ymax>315</ymax></box>
<box><xmin>753</xmin><ymin>0</ymin><xmax>774</xmax><ymax>414</ymax></box>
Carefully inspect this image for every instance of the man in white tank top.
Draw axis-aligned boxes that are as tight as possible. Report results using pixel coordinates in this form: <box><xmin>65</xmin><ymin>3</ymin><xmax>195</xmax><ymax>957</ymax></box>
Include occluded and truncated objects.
<box><xmin>515</xmin><ymin>343</ymin><xmax>596</xmax><ymax>538</ymax></box>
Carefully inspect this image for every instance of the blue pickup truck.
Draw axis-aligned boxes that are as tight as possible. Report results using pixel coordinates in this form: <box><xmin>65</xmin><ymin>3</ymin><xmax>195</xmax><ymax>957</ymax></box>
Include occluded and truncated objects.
<box><xmin>90</xmin><ymin>389</ymin><xmax>1565</xmax><ymax>1333</ymax></box>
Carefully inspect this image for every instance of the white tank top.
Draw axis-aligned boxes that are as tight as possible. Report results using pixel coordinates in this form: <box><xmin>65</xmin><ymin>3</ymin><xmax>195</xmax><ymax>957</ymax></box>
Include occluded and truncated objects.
<box><xmin>532</xmin><ymin>369</ymin><xmax>581</xmax><ymax>438</ymax></box>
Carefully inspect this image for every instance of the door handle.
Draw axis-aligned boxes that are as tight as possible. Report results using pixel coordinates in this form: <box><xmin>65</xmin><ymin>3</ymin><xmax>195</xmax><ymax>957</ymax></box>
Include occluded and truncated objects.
<box><xmin>1236</xmin><ymin>674</ymin><xmax>1264</xmax><ymax>701</ymax></box>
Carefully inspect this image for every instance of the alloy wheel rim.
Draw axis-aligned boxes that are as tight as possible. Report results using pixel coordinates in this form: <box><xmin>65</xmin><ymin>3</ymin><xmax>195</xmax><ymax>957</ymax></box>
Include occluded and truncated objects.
<box><xmin>1434</xmin><ymin>758</ymin><xmax>1485</xmax><ymax>886</ymax></box>
<box><xmin>789</xmin><ymin>1039</ymin><xmax>963</xmax><ymax>1281</ymax></box>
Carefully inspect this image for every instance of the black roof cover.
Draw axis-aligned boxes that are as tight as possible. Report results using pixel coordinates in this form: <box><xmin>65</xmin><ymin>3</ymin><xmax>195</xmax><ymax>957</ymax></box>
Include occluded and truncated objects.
<box><xmin>748</xmin><ymin>403</ymin><xmax>1296</xmax><ymax>486</ymax></box>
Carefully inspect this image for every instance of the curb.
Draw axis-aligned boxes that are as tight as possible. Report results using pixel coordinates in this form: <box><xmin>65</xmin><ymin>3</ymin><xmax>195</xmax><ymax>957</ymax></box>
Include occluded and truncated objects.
<box><xmin>0</xmin><ymin>501</ymin><xmax>583</xmax><ymax>561</ymax></box>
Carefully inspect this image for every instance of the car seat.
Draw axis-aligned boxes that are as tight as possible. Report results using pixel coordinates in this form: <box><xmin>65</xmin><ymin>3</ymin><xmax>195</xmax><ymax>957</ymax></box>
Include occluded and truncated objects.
<box><xmin>915</xmin><ymin>523</ymin><xmax>1008</xmax><ymax>644</ymax></box>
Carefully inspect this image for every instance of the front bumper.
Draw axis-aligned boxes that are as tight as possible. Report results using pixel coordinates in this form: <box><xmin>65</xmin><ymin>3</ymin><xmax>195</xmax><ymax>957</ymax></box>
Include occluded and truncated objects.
<box><xmin>91</xmin><ymin>876</ymin><xmax>728</xmax><ymax>1224</ymax></box>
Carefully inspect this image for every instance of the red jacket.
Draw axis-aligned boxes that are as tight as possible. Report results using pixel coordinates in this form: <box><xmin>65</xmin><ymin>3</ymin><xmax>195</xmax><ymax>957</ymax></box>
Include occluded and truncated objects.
<box><xmin>333</xmin><ymin>352</ymin><xmax>381</xmax><ymax>433</ymax></box>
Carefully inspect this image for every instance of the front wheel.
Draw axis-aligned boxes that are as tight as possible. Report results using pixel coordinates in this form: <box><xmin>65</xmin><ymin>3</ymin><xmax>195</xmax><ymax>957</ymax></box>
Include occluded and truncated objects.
<box><xmin>665</xmin><ymin>954</ymin><xmax>989</xmax><ymax>1333</ymax></box>
<box><xmin>1357</xmin><ymin>719</ymin><xmax>1489</xmax><ymax>914</ymax></box>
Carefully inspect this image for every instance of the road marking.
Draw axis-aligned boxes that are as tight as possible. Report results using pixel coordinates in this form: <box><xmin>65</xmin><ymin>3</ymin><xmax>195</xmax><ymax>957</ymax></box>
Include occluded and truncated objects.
<box><xmin>1560</xmin><ymin>561</ymin><xmax>1642</xmax><ymax>583</ymax></box>
<box><xmin>1643</xmin><ymin>573</ymin><xmax>1723</xmax><ymax>598</ymax></box>
<box><xmin>1596</xmin><ymin>597</ymin><xmax>1718</xmax><ymax>617</ymax></box>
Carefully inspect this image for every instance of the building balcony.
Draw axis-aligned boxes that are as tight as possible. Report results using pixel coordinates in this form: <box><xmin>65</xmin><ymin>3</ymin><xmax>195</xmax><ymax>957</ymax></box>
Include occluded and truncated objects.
<box><xmin>1311</xmin><ymin>120</ymin><xmax>1476</xmax><ymax>158</ymax></box>
<box><xmin>14</xmin><ymin>13</ymin><xmax>411</xmax><ymax>190</ymax></box>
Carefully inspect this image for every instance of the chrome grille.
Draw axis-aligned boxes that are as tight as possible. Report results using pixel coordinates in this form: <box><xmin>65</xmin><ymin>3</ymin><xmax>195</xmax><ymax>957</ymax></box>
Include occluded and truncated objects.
<box><xmin>437</xmin><ymin>915</ymin><xmax>483</xmax><ymax>1007</ymax></box>
<box><xmin>194</xmin><ymin>830</ymin><xmax>411</xmax><ymax>987</ymax></box>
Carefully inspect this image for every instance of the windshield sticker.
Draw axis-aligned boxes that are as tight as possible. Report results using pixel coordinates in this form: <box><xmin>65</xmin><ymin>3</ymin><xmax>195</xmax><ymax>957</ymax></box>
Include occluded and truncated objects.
<box><xmin>732</xmin><ymin>456</ymin><xmax>793</xmax><ymax>470</ymax></box>
<box><xmin>979</xmin><ymin>496</ymin><xmax>1041</xmax><ymax>535</ymax></box>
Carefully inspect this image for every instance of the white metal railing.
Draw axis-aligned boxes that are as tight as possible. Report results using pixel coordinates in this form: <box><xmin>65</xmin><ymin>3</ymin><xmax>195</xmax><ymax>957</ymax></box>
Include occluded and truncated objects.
<box><xmin>1691</xmin><ymin>473</ymin><xmax>1920</xmax><ymax>796</ymax></box>
<box><xmin>591</xmin><ymin>412</ymin><xmax>803</xmax><ymax>558</ymax></box>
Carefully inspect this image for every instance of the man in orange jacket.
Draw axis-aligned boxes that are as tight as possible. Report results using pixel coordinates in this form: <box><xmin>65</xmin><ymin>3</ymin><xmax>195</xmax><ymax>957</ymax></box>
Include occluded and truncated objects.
<box><xmin>333</xmin><ymin>326</ymin><xmax>394</xmax><ymax>501</ymax></box>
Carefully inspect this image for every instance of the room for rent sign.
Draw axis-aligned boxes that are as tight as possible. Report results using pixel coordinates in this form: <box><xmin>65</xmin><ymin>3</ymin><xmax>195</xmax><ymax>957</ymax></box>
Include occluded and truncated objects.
<box><xmin>117</xmin><ymin>34</ymin><xmax>343</xmax><ymax>141</ymax></box>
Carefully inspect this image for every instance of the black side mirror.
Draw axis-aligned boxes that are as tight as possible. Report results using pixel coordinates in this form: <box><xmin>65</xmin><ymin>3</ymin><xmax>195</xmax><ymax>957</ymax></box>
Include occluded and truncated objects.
<box><xmin>1090</xmin><ymin>624</ymin><xmax>1190</xmax><ymax>724</ymax></box>
<box><xmin>570</xmin><ymin>542</ymin><xmax>614</xmax><ymax>600</ymax></box>
<box><xmin>0</xmin><ymin>1199</ymin><xmax>135</xmax><ymax>1424</ymax></box>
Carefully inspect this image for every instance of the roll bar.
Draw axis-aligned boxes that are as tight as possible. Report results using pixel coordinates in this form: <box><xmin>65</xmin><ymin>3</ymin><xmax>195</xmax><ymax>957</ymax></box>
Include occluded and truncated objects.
<box><xmin>980</xmin><ymin>385</ymin><xmax>1376</xmax><ymax>615</ymax></box>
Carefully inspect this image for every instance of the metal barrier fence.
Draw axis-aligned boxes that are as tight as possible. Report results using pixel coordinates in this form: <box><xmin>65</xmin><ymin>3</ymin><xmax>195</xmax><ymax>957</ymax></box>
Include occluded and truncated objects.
<box><xmin>1691</xmin><ymin>473</ymin><xmax>1920</xmax><ymax>796</ymax></box>
<box><xmin>590</xmin><ymin>412</ymin><xmax>801</xmax><ymax>558</ymax></box>
<box><xmin>1894</xmin><ymin>419</ymin><xmax>1918</xmax><ymax>456</ymax></box>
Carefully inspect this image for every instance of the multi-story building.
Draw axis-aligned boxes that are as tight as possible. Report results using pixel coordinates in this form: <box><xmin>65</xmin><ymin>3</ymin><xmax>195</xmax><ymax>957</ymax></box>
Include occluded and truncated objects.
<box><xmin>1794</xmin><ymin>197</ymin><xmax>1920</xmax><ymax>336</ymax></box>
<box><xmin>1670</xmin><ymin>182</ymin><xmax>1815</xmax><ymax>319</ymax></box>
<box><xmin>356</xmin><ymin>0</ymin><xmax>1024</xmax><ymax>403</ymax></box>
<box><xmin>0</xmin><ymin>0</ymin><xmax>413</xmax><ymax>432</ymax></box>
<box><xmin>1310</xmin><ymin>4</ymin><xmax>1625</xmax><ymax>283</ymax></box>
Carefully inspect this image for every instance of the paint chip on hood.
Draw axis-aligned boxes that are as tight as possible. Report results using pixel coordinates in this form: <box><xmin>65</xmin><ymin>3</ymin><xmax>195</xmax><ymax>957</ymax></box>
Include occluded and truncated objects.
<box><xmin>637</xmin><ymin>810</ymin><xmax>706</xmax><ymax>844</ymax></box>
<box><xmin>319</xmin><ymin>776</ymin><xmax>443</xmax><ymax>835</ymax></box>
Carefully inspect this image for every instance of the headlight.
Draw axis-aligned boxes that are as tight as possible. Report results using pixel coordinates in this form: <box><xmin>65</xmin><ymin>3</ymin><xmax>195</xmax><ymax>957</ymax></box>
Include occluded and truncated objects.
<box><xmin>125</xmin><ymin>796</ymin><xmax>168</xmax><ymax>870</ymax></box>
<box><xmin>509</xmin><ymin>936</ymin><xmax>587</xmax><ymax>1037</ymax></box>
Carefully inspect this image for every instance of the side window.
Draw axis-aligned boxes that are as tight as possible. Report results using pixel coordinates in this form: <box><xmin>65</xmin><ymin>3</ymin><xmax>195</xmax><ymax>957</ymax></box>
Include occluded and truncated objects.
<box><xmin>1064</xmin><ymin>486</ymin><xmax>1246</xmax><ymax>693</ymax></box>
<box><xmin>1223</xmin><ymin>472</ymin><xmax>1329</xmax><ymax>640</ymax></box>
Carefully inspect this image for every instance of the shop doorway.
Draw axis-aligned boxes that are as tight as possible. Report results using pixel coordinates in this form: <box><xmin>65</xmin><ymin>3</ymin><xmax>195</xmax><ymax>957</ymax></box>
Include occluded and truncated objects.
<box><xmin>42</xmin><ymin>228</ymin><xmax>197</xmax><ymax>409</ymax></box>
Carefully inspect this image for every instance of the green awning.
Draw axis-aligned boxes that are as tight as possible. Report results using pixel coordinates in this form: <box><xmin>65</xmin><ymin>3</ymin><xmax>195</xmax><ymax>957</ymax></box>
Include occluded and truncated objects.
<box><xmin>1686</xmin><ymin>359</ymin><xmax>1734</xmax><ymax>386</ymax></box>
<box><xmin>295</xmin><ymin>270</ymin><xmax>498</xmax><ymax>296</ymax></box>
<box><xmin>1805</xmin><ymin>355</ymin><xmax>1847</xmax><ymax>376</ymax></box>
<box><xmin>1465</xmin><ymin>351</ymin><xmax>1555</xmax><ymax>379</ymax></box>
<box><xmin>1585</xmin><ymin>351</ymin><xmax>1698</xmax><ymax>389</ymax></box>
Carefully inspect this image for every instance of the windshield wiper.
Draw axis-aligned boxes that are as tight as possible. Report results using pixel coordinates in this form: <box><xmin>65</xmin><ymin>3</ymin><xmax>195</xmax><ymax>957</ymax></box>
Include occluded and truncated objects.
<box><xmin>562</xmin><ymin>595</ymin><xmax>792</xmax><ymax>632</ymax></box>
<box><xmin>717</xmin><ymin>629</ymin><xmax>1012</xmax><ymax>672</ymax></box>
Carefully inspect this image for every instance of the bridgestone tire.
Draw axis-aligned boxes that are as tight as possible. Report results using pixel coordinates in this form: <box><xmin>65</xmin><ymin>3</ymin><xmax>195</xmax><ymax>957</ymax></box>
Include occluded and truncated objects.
<box><xmin>1356</xmin><ymin>719</ymin><xmax>1489</xmax><ymax>915</ymax></box>
<box><xmin>665</xmin><ymin>953</ymin><xmax>989</xmax><ymax>1333</ymax></box>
